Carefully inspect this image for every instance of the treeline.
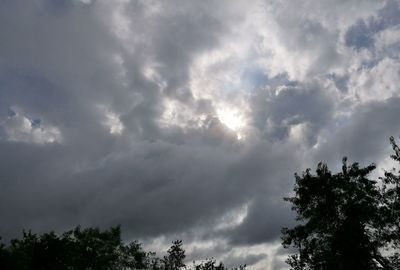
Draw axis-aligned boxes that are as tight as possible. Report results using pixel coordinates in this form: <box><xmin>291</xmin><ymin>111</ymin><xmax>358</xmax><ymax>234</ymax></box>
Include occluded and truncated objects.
<box><xmin>0</xmin><ymin>226</ymin><xmax>244</xmax><ymax>270</ymax></box>
<box><xmin>282</xmin><ymin>137</ymin><xmax>400</xmax><ymax>270</ymax></box>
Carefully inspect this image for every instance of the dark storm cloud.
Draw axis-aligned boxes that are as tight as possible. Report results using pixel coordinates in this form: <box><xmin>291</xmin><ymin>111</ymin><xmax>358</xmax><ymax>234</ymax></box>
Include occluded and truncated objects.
<box><xmin>0</xmin><ymin>0</ymin><xmax>254</xmax><ymax>241</ymax></box>
<box><xmin>228</xmin><ymin>198</ymin><xmax>295</xmax><ymax>245</ymax></box>
<box><xmin>1</xmin><ymin>1</ymin><xmax>400</xmax><ymax>269</ymax></box>
<box><xmin>249</xmin><ymin>83</ymin><xmax>334</xmax><ymax>146</ymax></box>
<box><xmin>314</xmin><ymin>97</ymin><xmax>400</xmax><ymax>167</ymax></box>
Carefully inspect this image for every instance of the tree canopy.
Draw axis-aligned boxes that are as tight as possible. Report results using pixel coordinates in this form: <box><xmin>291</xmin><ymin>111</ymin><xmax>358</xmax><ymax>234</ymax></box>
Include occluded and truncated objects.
<box><xmin>282</xmin><ymin>137</ymin><xmax>400</xmax><ymax>270</ymax></box>
<box><xmin>0</xmin><ymin>226</ymin><xmax>244</xmax><ymax>270</ymax></box>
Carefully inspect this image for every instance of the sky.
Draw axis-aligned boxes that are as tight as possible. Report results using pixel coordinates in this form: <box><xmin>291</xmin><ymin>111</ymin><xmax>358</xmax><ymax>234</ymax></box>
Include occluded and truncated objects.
<box><xmin>1</xmin><ymin>0</ymin><xmax>400</xmax><ymax>269</ymax></box>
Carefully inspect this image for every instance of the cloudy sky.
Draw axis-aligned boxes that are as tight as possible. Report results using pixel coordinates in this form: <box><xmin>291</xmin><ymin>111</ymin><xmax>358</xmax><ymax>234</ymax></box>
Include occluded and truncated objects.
<box><xmin>1</xmin><ymin>0</ymin><xmax>400</xmax><ymax>269</ymax></box>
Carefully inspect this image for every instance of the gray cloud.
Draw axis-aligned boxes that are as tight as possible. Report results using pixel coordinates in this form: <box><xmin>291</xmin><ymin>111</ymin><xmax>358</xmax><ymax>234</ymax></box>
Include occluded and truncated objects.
<box><xmin>345</xmin><ymin>0</ymin><xmax>400</xmax><ymax>50</ymax></box>
<box><xmin>313</xmin><ymin>97</ymin><xmax>400</xmax><ymax>166</ymax></box>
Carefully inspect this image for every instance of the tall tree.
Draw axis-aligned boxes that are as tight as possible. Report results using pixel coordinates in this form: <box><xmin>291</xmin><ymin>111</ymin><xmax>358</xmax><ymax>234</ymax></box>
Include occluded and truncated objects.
<box><xmin>282</xmin><ymin>152</ymin><xmax>398</xmax><ymax>269</ymax></box>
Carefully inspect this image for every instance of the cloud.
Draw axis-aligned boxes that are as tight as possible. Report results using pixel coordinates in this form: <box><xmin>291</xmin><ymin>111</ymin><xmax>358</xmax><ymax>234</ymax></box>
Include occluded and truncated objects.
<box><xmin>1</xmin><ymin>1</ymin><xmax>400</xmax><ymax>269</ymax></box>
<box><xmin>1</xmin><ymin>107</ymin><xmax>62</xmax><ymax>144</ymax></box>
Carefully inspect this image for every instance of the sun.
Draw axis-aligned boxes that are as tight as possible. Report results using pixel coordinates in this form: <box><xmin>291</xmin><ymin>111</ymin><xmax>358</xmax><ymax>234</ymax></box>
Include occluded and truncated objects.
<box><xmin>217</xmin><ymin>108</ymin><xmax>246</xmax><ymax>139</ymax></box>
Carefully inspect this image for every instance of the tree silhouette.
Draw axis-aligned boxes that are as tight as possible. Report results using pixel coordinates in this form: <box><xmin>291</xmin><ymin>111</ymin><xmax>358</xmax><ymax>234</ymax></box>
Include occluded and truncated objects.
<box><xmin>379</xmin><ymin>136</ymin><xmax>400</xmax><ymax>268</ymax></box>
<box><xmin>0</xmin><ymin>227</ymin><xmax>243</xmax><ymax>270</ymax></box>
<box><xmin>282</xmin><ymin>137</ymin><xmax>400</xmax><ymax>270</ymax></box>
<box><xmin>162</xmin><ymin>240</ymin><xmax>186</xmax><ymax>270</ymax></box>
<box><xmin>194</xmin><ymin>259</ymin><xmax>225</xmax><ymax>270</ymax></box>
<box><xmin>0</xmin><ymin>226</ymin><xmax>162</xmax><ymax>270</ymax></box>
<box><xmin>193</xmin><ymin>258</ymin><xmax>246</xmax><ymax>270</ymax></box>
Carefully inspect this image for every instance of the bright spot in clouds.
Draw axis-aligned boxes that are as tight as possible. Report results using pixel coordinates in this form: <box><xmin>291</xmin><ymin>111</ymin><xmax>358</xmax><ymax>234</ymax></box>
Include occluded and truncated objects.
<box><xmin>217</xmin><ymin>108</ymin><xmax>246</xmax><ymax>133</ymax></box>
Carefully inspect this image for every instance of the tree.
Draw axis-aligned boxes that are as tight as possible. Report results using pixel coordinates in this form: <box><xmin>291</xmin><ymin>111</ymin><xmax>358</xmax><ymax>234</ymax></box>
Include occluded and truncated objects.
<box><xmin>282</xmin><ymin>139</ymin><xmax>400</xmax><ymax>270</ymax></box>
<box><xmin>0</xmin><ymin>227</ymin><xmax>244</xmax><ymax>270</ymax></box>
<box><xmin>193</xmin><ymin>258</ymin><xmax>245</xmax><ymax>270</ymax></box>
<box><xmin>379</xmin><ymin>136</ymin><xmax>400</xmax><ymax>268</ymax></box>
<box><xmin>194</xmin><ymin>259</ymin><xmax>226</xmax><ymax>270</ymax></box>
<box><xmin>162</xmin><ymin>240</ymin><xmax>186</xmax><ymax>270</ymax></box>
<box><xmin>118</xmin><ymin>240</ymin><xmax>151</xmax><ymax>269</ymax></box>
<box><xmin>0</xmin><ymin>226</ymin><xmax>152</xmax><ymax>270</ymax></box>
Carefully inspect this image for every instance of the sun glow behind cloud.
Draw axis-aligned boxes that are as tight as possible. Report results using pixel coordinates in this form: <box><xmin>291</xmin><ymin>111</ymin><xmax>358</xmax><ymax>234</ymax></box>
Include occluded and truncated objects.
<box><xmin>217</xmin><ymin>107</ymin><xmax>247</xmax><ymax>139</ymax></box>
<box><xmin>182</xmin><ymin>29</ymin><xmax>256</xmax><ymax>140</ymax></box>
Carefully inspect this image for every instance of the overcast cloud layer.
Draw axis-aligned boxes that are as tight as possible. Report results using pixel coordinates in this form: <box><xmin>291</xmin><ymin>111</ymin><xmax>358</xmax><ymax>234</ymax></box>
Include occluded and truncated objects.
<box><xmin>1</xmin><ymin>0</ymin><xmax>400</xmax><ymax>269</ymax></box>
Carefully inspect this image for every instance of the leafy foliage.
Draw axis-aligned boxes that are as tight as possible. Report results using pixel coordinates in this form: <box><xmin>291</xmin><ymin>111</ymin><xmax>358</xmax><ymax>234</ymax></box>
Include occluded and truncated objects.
<box><xmin>0</xmin><ymin>227</ymin><xmax>243</xmax><ymax>270</ymax></box>
<box><xmin>379</xmin><ymin>136</ymin><xmax>400</xmax><ymax>268</ymax></box>
<box><xmin>192</xmin><ymin>259</ymin><xmax>245</xmax><ymax>270</ymax></box>
<box><xmin>162</xmin><ymin>240</ymin><xmax>186</xmax><ymax>270</ymax></box>
<box><xmin>282</xmin><ymin>137</ymin><xmax>400</xmax><ymax>270</ymax></box>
